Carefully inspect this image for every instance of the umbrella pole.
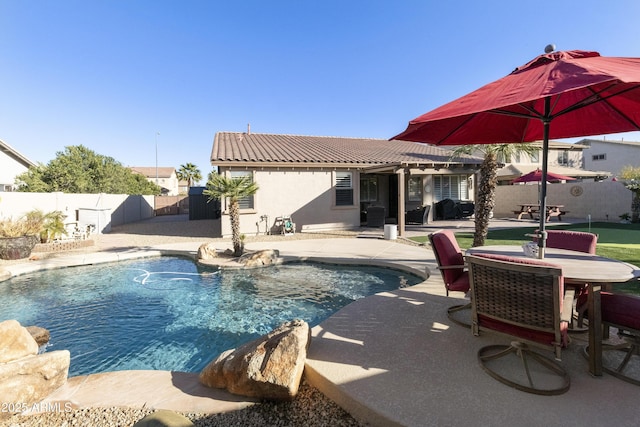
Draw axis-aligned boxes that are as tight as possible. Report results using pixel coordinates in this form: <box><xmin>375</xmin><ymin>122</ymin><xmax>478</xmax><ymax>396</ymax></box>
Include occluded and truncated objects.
<box><xmin>537</xmin><ymin>97</ymin><xmax>551</xmax><ymax>259</ymax></box>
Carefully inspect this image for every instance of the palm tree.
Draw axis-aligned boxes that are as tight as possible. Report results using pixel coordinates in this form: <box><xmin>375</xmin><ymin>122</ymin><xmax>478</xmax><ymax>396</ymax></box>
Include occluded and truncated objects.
<box><xmin>451</xmin><ymin>144</ymin><xmax>537</xmax><ymax>247</ymax></box>
<box><xmin>177</xmin><ymin>163</ymin><xmax>202</xmax><ymax>188</ymax></box>
<box><xmin>619</xmin><ymin>165</ymin><xmax>640</xmax><ymax>223</ymax></box>
<box><xmin>204</xmin><ymin>173</ymin><xmax>259</xmax><ymax>256</ymax></box>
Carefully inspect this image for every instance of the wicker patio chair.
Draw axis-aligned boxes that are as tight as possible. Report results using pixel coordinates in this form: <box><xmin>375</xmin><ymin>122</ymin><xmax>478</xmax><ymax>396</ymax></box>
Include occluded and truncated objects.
<box><xmin>467</xmin><ymin>253</ymin><xmax>574</xmax><ymax>395</ymax></box>
<box><xmin>428</xmin><ymin>230</ymin><xmax>470</xmax><ymax>327</ymax></box>
<box><xmin>577</xmin><ymin>291</ymin><xmax>640</xmax><ymax>386</ymax></box>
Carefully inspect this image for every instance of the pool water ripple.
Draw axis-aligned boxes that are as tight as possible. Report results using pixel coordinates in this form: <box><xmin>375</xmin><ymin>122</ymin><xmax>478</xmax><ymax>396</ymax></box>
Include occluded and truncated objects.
<box><xmin>0</xmin><ymin>256</ymin><xmax>422</xmax><ymax>376</ymax></box>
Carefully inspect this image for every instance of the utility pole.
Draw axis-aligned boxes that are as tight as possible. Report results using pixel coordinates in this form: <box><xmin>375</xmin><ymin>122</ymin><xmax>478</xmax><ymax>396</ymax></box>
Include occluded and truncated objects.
<box><xmin>155</xmin><ymin>132</ymin><xmax>160</xmax><ymax>185</ymax></box>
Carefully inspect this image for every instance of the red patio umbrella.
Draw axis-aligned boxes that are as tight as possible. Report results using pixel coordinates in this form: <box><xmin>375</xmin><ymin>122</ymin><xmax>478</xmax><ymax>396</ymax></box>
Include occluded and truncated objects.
<box><xmin>392</xmin><ymin>48</ymin><xmax>640</xmax><ymax>257</ymax></box>
<box><xmin>512</xmin><ymin>169</ymin><xmax>575</xmax><ymax>183</ymax></box>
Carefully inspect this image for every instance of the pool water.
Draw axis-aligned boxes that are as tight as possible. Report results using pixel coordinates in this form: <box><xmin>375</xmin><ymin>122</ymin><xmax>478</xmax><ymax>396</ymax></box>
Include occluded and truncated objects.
<box><xmin>0</xmin><ymin>257</ymin><xmax>422</xmax><ymax>376</ymax></box>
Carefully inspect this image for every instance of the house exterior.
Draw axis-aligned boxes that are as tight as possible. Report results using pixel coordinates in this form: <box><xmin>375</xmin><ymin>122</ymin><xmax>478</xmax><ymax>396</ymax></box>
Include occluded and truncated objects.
<box><xmin>209</xmin><ymin>132</ymin><xmax>484</xmax><ymax>238</ymax></box>
<box><xmin>129</xmin><ymin>167</ymin><xmax>186</xmax><ymax>196</ymax></box>
<box><xmin>579</xmin><ymin>138</ymin><xmax>640</xmax><ymax>177</ymax></box>
<box><xmin>0</xmin><ymin>139</ymin><xmax>37</xmax><ymax>191</ymax></box>
<box><xmin>494</xmin><ymin>140</ymin><xmax>610</xmax><ymax>184</ymax></box>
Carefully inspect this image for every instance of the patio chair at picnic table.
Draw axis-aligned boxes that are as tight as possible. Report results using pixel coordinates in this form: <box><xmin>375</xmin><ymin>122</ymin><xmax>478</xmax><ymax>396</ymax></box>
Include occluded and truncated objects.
<box><xmin>428</xmin><ymin>230</ymin><xmax>471</xmax><ymax>327</ymax></box>
<box><xmin>466</xmin><ymin>253</ymin><xmax>574</xmax><ymax>395</ymax></box>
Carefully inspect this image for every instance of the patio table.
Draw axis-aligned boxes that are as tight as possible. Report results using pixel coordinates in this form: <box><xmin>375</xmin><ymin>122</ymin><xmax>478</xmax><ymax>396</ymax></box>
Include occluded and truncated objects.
<box><xmin>465</xmin><ymin>245</ymin><xmax>640</xmax><ymax>377</ymax></box>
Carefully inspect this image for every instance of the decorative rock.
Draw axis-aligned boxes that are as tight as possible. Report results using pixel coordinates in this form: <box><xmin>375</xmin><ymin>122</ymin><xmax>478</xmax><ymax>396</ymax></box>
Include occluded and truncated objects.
<box><xmin>199</xmin><ymin>319</ymin><xmax>310</xmax><ymax>400</ymax></box>
<box><xmin>132</xmin><ymin>409</ymin><xmax>194</xmax><ymax>427</ymax></box>
<box><xmin>0</xmin><ymin>319</ymin><xmax>38</xmax><ymax>363</ymax></box>
<box><xmin>0</xmin><ymin>268</ymin><xmax>10</xmax><ymax>282</ymax></box>
<box><xmin>196</xmin><ymin>242</ymin><xmax>218</xmax><ymax>261</ymax></box>
<box><xmin>239</xmin><ymin>249</ymin><xmax>280</xmax><ymax>267</ymax></box>
<box><xmin>0</xmin><ymin>350</ymin><xmax>70</xmax><ymax>419</ymax></box>
<box><xmin>26</xmin><ymin>325</ymin><xmax>51</xmax><ymax>346</ymax></box>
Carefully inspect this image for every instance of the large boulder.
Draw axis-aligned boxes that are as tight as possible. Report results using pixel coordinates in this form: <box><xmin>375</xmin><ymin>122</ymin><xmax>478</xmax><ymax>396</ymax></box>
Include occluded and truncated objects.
<box><xmin>26</xmin><ymin>325</ymin><xmax>51</xmax><ymax>347</ymax></box>
<box><xmin>239</xmin><ymin>249</ymin><xmax>280</xmax><ymax>268</ymax></box>
<box><xmin>199</xmin><ymin>319</ymin><xmax>310</xmax><ymax>400</ymax></box>
<box><xmin>0</xmin><ymin>319</ymin><xmax>38</xmax><ymax>363</ymax></box>
<box><xmin>0</xmin><ymin>350</ymin><xmax>70</xmax><ymax>419</ymax></box>
<box><xmin>196</xmin><ymin>242</ymin><xmax>219</xmax><ymax>261</ymax></box>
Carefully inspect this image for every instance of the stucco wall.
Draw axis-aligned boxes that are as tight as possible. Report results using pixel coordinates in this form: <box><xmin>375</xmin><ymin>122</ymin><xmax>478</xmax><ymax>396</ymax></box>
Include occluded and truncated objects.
<box><xmin>219</xmin><ymin>169</ymin><xmax>361</xmax><ymax>237</ymax></box>
<box><xmin>0</xmin><ymin>192</ymin><xmax>155</xmax><ymax>232</ymax></box>
<box><xmin>493</xmin><ymin>180</ymin><xmax>633</xmax><ymax>221</ymax></box>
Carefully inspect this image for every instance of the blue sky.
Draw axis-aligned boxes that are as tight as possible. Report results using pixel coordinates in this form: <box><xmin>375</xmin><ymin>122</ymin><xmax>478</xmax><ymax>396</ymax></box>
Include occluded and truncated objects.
<box><xmin>3</xmin><ymin>1</ymin><xmax>640</xmax><ymax>184</ymax></box>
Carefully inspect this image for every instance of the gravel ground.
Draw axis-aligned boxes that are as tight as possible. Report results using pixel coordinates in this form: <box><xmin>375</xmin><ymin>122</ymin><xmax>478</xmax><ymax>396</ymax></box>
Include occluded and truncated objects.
<box><xmin>1</xmin><ymin>380</ymin><xmax>364</xmax><ymax>427</ymax></box>
<box><xmin>1</xmin><ymin>216</ymin><xmax>372</xmax><ymax>427</ymax></box>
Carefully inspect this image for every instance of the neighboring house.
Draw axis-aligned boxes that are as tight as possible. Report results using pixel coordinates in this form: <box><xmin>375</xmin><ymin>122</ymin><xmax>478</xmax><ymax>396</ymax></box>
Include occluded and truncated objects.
<box><xmin>579</xmin><ymin>138</ymin><xmax>640</xmax><ymax>177</ymax></box>
<box><xmin>129</xmin><ymin>167</ymin><xmax>182</xmax><ymax>196</ymax></box>
<box><xmin>177</xmin><ymin>180</ymin><xmax>190</xmax><ymax>195</ymax></box>
<box><xmin>210</xmin><ymin>132</ymin><xmax>484</xmax><ymax>238</ymax></box>
<box><xmin>0</xmin><ymin>139</ymin><xmax>36</xmax><ymax>191</ymax></box>
<box><xmin>493</xmin><ymin>140</ymin><xmax>610</xmax><ymax>184</ymax></box>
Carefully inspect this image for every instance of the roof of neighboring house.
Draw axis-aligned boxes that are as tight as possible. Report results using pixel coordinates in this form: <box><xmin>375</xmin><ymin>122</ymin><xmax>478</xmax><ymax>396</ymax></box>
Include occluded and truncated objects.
<box><xmin>211</xmin><ymin>132</ymin><xmax>484</xmax><ymax>168</ymax></box>
<box><xmin>497</xmin><ymin>164</ymin><xmax>611</xmax><ymax>181</ymax></box>
<box><xmin>577</xmin><ymin>138</ymin><xmax>640</xmax><ymax>148</ymax></box>
<box><xmin>130</xmin><ymin>167</ymin><xmax>176</xmax><ymax>178</ymax></box>
<box><xmin>0</xmin><ymin>139</ymin><xmax>37</xmax><ymax>168</ymax></box>
<box><xmin>540</xmin><ymin>140</ymin><xmax>589</xmax><ymax>150</ymax></box>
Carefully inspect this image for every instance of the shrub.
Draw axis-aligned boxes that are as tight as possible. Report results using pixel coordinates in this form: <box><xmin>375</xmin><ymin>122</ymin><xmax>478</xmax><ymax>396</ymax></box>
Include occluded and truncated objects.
<box><xmin>0</xmin><ymin>210</ymin><xmax>67</xmax><ymax>242</ymax></box>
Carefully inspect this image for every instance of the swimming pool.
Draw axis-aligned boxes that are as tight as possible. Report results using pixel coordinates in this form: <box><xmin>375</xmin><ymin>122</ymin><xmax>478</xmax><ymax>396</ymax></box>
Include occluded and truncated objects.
<box><xmin>0</xmin><ymin>256</ymin><xmax>422</xmax><ymax>376</ymax></box>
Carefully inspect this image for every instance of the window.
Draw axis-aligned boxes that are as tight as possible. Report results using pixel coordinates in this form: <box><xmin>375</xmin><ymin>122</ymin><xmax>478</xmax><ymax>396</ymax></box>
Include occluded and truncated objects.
<box><xmin>557</xmin><ymin>150</ymin><xmax>569</xmax><ymax>166</ymax></box>
<box><xmin>530</xmin><ymin>150</ymin><xmax>540</xmax><ymax>163</ymax></box>
<box><xmin>592</xmin><ymin>153</ymin><xmax>606</xmax><ymax>161</ymax></box>
<box><xmin>360</xmin><ymin>175</ymin><xmax>378</xmax><ymax>202</ymax></box>
<box><xmin>335</xmin><ymin>171</ymin><xmax>353</xmax><ymax>206</ymax></box>
<box><xmin>408</xmin><ymin>177</ymin><xmax>422</xmax><ymax>202</ymax></box>
<box><xmin>514</xmin><ymin>152</ymin><xmax>521</xmax><ymax>163</ymax></box>
<box><xmin>433</xmin><ymin>175</ymin><xmax>469</xmax><ymax>201</ymax></box>
<box><xmin>229</xmin><ymin>171</ymin><xmax>254</xmax><ymax>210</ymax></box>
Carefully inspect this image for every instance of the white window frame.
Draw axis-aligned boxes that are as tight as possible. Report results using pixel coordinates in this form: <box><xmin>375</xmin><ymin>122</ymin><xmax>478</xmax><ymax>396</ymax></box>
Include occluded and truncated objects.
<box><xmin>334</xmin><ymin>171</ymin><xmax>354</xmax><ymax>207</ymax></box>
<box><xmin>229</xmin><ymin>170</ymin><xmax>255</xmax><ymax>211</ymax></box>
<box><xmin>433</xmin><ymin>175</ymin><xmax>470</xmax><ymax>202</ymax></box>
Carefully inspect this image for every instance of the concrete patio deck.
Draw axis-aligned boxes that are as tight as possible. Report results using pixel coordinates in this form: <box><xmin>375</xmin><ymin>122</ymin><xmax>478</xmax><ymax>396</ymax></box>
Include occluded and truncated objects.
<box><xmin>2</xmin><ymin>218</ymin><xmax>639</xmax><ymax>426</ymax></box>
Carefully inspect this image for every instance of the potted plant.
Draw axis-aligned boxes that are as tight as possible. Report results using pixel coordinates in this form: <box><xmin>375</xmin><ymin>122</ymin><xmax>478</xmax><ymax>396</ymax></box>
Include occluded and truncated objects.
<box><xmin>24</xmin><ymin>209</ymin><xmax>68</xmax><ymax>243</ymax></box>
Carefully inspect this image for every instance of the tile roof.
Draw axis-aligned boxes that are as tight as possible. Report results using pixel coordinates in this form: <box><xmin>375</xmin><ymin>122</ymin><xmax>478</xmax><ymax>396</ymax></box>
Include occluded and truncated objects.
<box><xmin>211</xmin><ymin>132</ymin><xmax>483</xmax><ymax>167</ymax></box>
<box><xmin>130</xmin><ymin>167</ymin><xmax>175</xmax><ymax>178</ymax></box>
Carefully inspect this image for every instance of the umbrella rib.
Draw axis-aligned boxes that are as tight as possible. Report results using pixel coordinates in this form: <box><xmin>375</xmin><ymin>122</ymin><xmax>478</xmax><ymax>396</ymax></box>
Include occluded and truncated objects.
<box><xmin>488</xmin><ymin>108</ymin><xmax>542</xmax><ymax>120</ymax></box>
<box><xmin>552</xmin><ymin>83</ymin><xmax>640</xmax><ymax>119</ymax></box>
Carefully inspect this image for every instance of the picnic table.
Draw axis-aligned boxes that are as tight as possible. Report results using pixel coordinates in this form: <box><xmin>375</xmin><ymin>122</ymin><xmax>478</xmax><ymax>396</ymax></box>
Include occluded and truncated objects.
<box><xmin>513</xmin><ymin>204</ymin><xmax>568</xmax><ymax>221</ymax></box>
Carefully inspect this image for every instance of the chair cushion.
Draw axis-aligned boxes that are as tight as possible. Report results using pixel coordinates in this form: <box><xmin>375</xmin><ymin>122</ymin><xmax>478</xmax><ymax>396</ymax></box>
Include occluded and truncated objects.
<box><xmin>430</xmin><ymin>230</ymin><xmax>466</xmax><ymax>288</ymax></box>
<box><xmin>449</xmin><ymin>273</ymin><xmax>470</xmax><ymax>293</ymax></box>
<box><xmin>472</xmin><ymin>252</ymin><xmax>561</xmax><ymax>268</ymax></box>
<box><xmin>478</xmin><ymin>315</ymin><xmax>569</xmax><ymax>348</ymax></box>
<box><xmin>534</xmin><ymin>230</ymin><xmax>598</xmax><ymax>254</ymax></box>
<box><xmin>601</xmin><ymin>293</ymin><xmax>640</xmax><ymax>331</ymax></box>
